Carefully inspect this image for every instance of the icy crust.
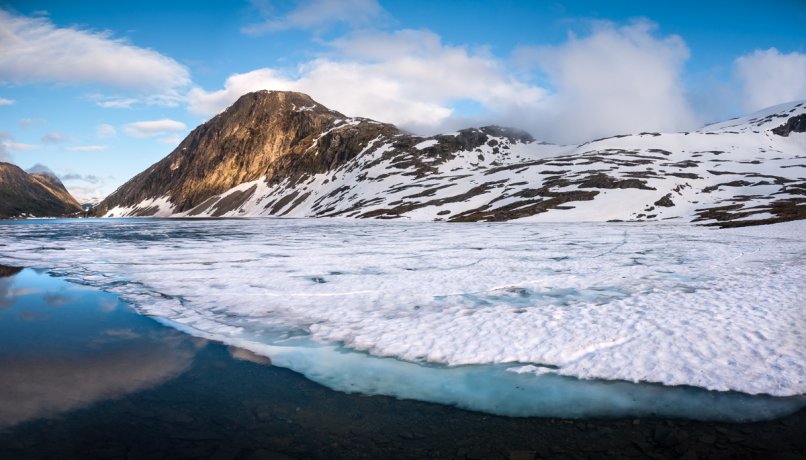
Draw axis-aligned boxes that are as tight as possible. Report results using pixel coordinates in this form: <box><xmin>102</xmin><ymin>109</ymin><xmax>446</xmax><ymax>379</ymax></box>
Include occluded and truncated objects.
<box><xmin>0</xmin><ymin>220</ymin><xmax>804</xmax><ymax>408</ymax></box>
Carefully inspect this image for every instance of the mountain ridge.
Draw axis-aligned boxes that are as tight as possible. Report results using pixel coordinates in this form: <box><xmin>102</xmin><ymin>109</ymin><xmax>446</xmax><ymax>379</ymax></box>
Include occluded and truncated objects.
<box><xmin>98</xmin><ymin>91</ymin><xmax>806</xmax><ymax>227</ymax></box>
<box><xmin>0</xmin><ymin>162</ymin><xmax>82</xmax><ymax>218</ymax></box>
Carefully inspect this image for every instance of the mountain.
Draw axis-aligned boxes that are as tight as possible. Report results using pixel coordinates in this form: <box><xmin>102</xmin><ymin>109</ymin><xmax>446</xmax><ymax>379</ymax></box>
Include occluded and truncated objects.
<box><xmin>97</xmin><ymin>91</ymin><xmax>806</xmax><ymax>227</ymax></box>
<box><xmin>25</xmin><ymin>164</ymin><xmax>83</xmax><ymax>212</ymax></box>
<box><xmin>0</xmin><ymin>163</ymin><xmax>82</xmax><ymax>218</ymax></box>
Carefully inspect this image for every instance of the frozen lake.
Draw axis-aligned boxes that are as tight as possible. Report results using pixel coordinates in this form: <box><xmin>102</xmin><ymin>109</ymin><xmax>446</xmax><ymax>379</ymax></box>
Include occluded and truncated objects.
<box><xmin>1</xmin><ymin>218</ymin><xmax>804</xmax><ymax>420</ymax></box>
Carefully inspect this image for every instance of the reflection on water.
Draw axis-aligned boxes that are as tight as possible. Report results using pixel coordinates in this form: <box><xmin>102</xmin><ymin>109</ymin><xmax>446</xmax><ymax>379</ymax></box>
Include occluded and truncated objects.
<box><xmin>0</xmin><ymin>266</ymin><xmax>194</xmax><ymax>429</ymax></box>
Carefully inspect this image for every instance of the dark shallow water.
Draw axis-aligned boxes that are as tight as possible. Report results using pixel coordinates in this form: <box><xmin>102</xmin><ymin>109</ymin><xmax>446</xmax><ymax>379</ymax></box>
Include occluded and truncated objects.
<box><xmin>0</xmin><ymin>266</ymin><xmax>804</xmax><ymax>459</ymax></box>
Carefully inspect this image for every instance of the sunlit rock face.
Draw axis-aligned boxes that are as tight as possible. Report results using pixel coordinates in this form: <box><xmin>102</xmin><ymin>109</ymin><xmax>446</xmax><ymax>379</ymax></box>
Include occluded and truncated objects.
<box><xmin>99</xmin><ymin>92</ymin><xmax>806</xmax><ymax>226</ymax></box>
<box><xmin>97</xmin><ymin>90</ymin><xmax>401</xmax><ymax>217</ymax></box>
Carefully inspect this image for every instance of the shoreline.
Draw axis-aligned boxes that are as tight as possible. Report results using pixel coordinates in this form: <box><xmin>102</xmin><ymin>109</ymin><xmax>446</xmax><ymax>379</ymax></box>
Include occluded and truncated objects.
<box><xmin>2</xmin><ymin>346</ymin><xmax>804</xmax><ymax>459</ymax></box>
<box><xmin>0</xmin><ymin>264</ymin><xmax>803</xmax><ymax>458</ymax></box>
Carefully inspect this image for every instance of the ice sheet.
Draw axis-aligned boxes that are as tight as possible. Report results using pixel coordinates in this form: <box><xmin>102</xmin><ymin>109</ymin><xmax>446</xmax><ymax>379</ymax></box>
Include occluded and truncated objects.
<box><xmin>0</xmin><ymin>219</ymin><xmax>804</xmax><ymax>419</ymax></box>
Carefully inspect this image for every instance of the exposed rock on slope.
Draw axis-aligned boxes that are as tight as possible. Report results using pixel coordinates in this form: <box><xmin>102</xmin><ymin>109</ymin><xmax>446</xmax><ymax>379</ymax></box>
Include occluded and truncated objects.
<box><xmin>0</xmin><ymin>163</ymin><xmax>82</xmax><ymax>218</ymax></box>
<box><xmin>96</xmin><ymin>91</ymin><xmax>399</xmax><ymax>216</ymax></box>
<box><xmin>99</xmin><ymin>92</ymin><xmax>806</xmax><ymax>226</ymax></box>
<box><xmin>772</xmin><ymin>113</ymin><xmax>806</xmax><ymax>137</ymax></box>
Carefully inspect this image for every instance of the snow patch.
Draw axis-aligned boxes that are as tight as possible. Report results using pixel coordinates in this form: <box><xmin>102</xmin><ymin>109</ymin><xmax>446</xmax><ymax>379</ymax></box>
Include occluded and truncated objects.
<box><xmin>414</xmin><ymin>139</ymin><xmax>438</xmax><ymax>150</ymax></box>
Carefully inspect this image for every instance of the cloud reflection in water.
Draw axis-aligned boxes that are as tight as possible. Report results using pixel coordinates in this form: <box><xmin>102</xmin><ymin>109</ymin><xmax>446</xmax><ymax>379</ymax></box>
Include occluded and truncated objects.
<box><xmin>0</xmin><ymin>267</ymin><xmax>195</xmax><ymax>429</ymax></box>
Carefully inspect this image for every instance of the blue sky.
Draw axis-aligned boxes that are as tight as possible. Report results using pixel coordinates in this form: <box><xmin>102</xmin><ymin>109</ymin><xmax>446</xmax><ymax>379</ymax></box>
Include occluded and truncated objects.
<box><xmin>1</xmin><ymin>0</ymin><xmax>805</xmax><ymax>202</ymax></box>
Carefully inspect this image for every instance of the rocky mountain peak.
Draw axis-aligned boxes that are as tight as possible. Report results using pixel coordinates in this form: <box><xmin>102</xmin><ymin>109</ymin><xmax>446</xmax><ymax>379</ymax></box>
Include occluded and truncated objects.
<box><xmin>223</xmin><ymin>90</ymin><xmax>340</xmax><ymax>118</ymax></box>
<box><xmin>26</xmin><ymin>163</ymin><xmax>59</xmax><ymax>180</ymax></box>
<box><xmin>96</xmin><ymin>91</ymin><xmax>399</xmax><ymax>215</ymax></box>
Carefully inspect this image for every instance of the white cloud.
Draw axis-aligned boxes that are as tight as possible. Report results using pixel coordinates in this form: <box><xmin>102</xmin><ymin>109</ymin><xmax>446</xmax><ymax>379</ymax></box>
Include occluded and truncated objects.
<box><xmin>87</xmin><ymin>92</ymin><xmax>182</xmax><ymax>109</ymax></box>
<box><xmin>514</xmin><ymin>20</ymin><xmax>697</xmax><ymax>143</ymax></box>
<box><xmin>143</xmin><ymin>93</ymin><xmax>183</xmax><ymax>107</ymax></box>
<box><xmin>188</xmin><ymin>29</ymin><xmax>545</xmax><ymax>134</ymax></box>
<box><xmin>188</xmin><ymin>23</ymin><xmax>703</xmax><ymax>143</ymax></box>
<box><xmin>0</xmin><ymin>131</ymin><xmax>36</xmax><ymax>162</ymax></box>
<box><xmin>124</xmin><ymin>119</ymin><xmax>186</xmax><ymax>138</ymax></box>
<box><xmin>0</xmin><ymin>97</ymin><xmax>14</xmax><ymax>106</ymax></box>
<box><xmin>58</xmin><ymin>172</ymin><xmax>108</xmax><ymax>203</ymax></box>
<box><xmin>96</xmin><ymin>124</ymin><xmax>117</xmax><ymax>139</ymax></box>
<box><xmin>96</xmin><ymin>98</ymin><xmax>138</xmax><ymax>109</ymax></box>
<box><xmin>0</xmin><ymin>10</ymin><xmax>190</xmax><ymax>92</ymax></box>
<box><xmin>19</xmin><ymin>118</ymin><xmax>46</xmax><ymax>129</ymax></box>
<box><xmin>242</xmin><ymin>0</ymin><xmax>385</xmax><ymax>35</ymax></box>
<box><xmin>734</xmin><ymin>48</ymin><xmax>806</xmax><ymax>112</ymax></box>
<box><xmin>40</xmin><ymin>132</ymin><xmax>69</xmax><ymax>144</ymax></box>
<box><xmin>64</xmin><ymin>145</ymin><xmax>108</xmax><ymax>152</ymax></box>
<box><xmin>64</xmin><ymin>185</ymin><xmax>107</xmax><ymax>204</ymax></box>
<box><xmin>1</xmin><ymin>141</ymin><xmax>38</xmax><ymax>151</ymax></box>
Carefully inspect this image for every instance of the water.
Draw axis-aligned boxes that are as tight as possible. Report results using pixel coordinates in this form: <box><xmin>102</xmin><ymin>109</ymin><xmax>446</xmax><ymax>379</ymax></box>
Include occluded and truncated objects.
<box><xmin>0</xmin><ymin>266</ymin><xmax>804</xmax><ymax>459</ymax></box>
<box><xmin>0</xmin><ymin>218</ymin><xmax>804</xmax><ymax>423</ymax></box>
<box><xmin>0</xmin><ymin>267</ymin><xmax>193</xmax><ymax>430</ymax></box>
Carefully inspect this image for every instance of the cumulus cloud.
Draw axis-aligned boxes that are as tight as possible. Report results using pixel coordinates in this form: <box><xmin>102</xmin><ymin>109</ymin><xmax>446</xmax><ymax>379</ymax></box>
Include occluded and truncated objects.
<box><xmin>188</xmin><ymin>29</ymin><xmax>545</xmax><ymax>133</ymax></box>
<box><xmin>64</xmin><ymin>145</ymin><xmax>108</xmax><ymax>152</ymax></box>
<box><xmin>734</xmin><ymin>48</ymin><xmax>806</xmax><ymax>112</ymax></box>
<box><xmin>96</xmin><ymin>124</ymin><xmax>117</xmax><ymax>139</ymax></box>
<box><xmin>514</xmin><ymin>20</ymin><xmax>697</xmax><ymax>143</ymax></box>
<box><xmin>0</xmin><ymin>9</ymin><xmax>190</xmax><ymax>92</ymax></box>
<box><xmin>242</xmin><ymin>0</ymin><xmax>386</xmax><ymax>35</ymax></box>
<box><xmin>0</xmin><ymin>97</ymin><xmax>14</xmax><ymax>106</ymax></box>
<box><xmin>188</xmin><ymin>22</ymin><xmax>705</xmax><ymax>143</ymax></box>
<box><xmin>124</xmin><ymin>119</ymin><xmax>186</xmax><ymax>138</ymax></box>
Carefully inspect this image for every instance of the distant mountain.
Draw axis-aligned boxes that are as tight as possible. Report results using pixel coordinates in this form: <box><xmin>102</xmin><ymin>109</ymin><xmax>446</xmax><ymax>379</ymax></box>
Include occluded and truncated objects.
<box><xmin>97</xmin><ymin>91</ymin><xmax>806</xmax><ymax>227</ymax></box>
<box><xmin>0</xmin><ymin>163</ymin><xmax>82</xmax><ymax>218</ymax></box>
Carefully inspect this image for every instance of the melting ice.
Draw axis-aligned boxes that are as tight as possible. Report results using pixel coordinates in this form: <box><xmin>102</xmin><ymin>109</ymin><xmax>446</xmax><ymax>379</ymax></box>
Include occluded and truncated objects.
<box><xmin>0</xmin><ymin>218</ymin><xmax>804</xmax><ymax>420</ymax></box>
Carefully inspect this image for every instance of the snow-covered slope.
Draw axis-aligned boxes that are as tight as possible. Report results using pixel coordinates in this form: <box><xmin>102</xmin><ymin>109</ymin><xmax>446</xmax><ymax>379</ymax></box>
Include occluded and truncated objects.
<box><xmin>102</xmin><ymin>92</ymin><xmax>806</xmax><ymax>227</ymax></box>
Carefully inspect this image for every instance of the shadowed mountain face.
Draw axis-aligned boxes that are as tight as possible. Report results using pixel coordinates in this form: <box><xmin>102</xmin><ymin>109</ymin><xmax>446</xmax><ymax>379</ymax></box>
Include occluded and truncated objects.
<box><xmin>0</xmin><ymin>163</ymin><xmax>82</xmax><ymax>218</ymax></box>
<box><xmin>98</xmin><ymin>91</ymin><xmax>806</xmax><ymax>226</ymax></box>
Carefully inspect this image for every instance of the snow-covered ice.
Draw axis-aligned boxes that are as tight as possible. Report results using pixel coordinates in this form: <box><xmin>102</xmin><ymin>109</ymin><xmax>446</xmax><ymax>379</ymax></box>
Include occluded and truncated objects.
<box><xmin>0</xmin><ymin>218</ymin><xmax>804</xmax><ymax>420</ymax></box>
